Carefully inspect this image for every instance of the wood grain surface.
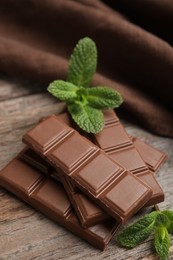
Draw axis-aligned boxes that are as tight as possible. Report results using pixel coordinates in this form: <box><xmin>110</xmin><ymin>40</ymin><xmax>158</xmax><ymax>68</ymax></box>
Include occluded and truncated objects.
<box><xmin>0</xmin><ymin>76</ymin><xmax>173</xmax><ymax>260</ymax></box>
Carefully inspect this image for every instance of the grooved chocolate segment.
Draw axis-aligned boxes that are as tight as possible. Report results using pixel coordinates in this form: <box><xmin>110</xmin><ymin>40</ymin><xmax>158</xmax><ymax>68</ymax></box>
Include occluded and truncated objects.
<box><xmin>101</xmin><ymin>172</ymin><xmax>150</xmax><ymax>215</ymax></box>
<box><xmin>108</xmin><ymin>146</ymin><xmax>147</xmax><ymax>174</ymax></box>
<box><xmin>136</xmin><ymin>171</ymin><xmax>165</xmax><ymax>206</ymax></box>
<box><xmin>93</xmin><ymin>123</ymin><xmax>131</xmax><ymax>152</ymax></box>
<box><xmin>0</xmin><ymin>158</ymin><xmax>45</xmax><ymax>195</ymax></box>
<box><xmin>23</xmin><ymin>115</ymin><xmax>152</xmax><ymax>223</ymax></box>
<box><xmin>132</xmin><ymin>137</ymin><xmax>167</xmax><ymax>172</ymax></box>
<box><xmin>31</xmin><ymin>178</ymin><xmax>72</xmax><ymax>218</ymax></box>
<box><xmin>0</xmin><ymin>158</ymin><xmax>120</xmax><ymax>250</ymax></box>
<box><xmin>73</xmin><ymin>151</ymin><xmax>123</xmax><ymax>197</ymax></box>
<box><xmin>48</xmin><ymin>132</ymin><xmax>99</xmax><ymax>174</ymax></box>
<box><xmin>25</xmin><ymin>116</ymin><xmax>74</xmax><ymax>154</ymax></box>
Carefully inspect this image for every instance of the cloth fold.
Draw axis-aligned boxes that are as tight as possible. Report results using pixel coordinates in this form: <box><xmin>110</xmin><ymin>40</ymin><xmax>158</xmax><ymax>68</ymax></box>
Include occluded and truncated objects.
<box><xmin>0</xmin><ymin>0</ymin><xmax>173</xmax><ymax>137</ymax></box>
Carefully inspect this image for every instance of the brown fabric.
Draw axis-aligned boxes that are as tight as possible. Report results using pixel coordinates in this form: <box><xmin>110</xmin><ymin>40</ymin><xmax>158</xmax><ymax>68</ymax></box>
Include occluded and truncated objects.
<box><xmin>0</xmin><ymin>0</ymin><xmax>173</xmax><ymax>137</ymax></box>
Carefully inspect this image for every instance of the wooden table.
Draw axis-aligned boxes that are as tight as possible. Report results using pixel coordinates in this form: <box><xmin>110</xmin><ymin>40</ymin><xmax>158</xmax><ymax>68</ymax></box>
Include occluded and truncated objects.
<box><xmin>0</xmin><ymin>76</ymin><xmax>173</xmax><ymax>260</ymax></box>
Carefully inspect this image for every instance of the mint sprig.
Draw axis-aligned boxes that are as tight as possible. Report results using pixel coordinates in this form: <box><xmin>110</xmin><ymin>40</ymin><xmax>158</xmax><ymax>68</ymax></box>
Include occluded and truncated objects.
<box><xmin>117</xmin><ymin>211</ymin><xmax>158</xmax><ymax>248</ymax></box>
<box><xmin>47</xmin><ymin>37</ymin><xmax>123</xmax><ymax>133</ymax></box>
<box><xmin>116</xmin><ymin>210</ymin><xmax>173</xmax><ymax>260</ymax></box>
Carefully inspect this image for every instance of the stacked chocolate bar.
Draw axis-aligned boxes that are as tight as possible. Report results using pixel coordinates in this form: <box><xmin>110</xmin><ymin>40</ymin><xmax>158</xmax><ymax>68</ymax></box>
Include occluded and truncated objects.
<box><xmin>0</xmin><ymin>110</ymin><xmax>167</xmax><ymax>250</ymax></box>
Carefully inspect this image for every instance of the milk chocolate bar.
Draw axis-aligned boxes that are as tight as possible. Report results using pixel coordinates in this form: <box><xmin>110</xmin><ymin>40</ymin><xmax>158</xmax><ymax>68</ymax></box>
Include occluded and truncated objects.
<box><xmin>0</xmin><ymin>157</ymin><xmax>120</xmax><ymax>250</ymax></box>
<box><xmin>23</xmin><ymin>115</ymin><xmax>152</xmax><ymax>223</ymax></box>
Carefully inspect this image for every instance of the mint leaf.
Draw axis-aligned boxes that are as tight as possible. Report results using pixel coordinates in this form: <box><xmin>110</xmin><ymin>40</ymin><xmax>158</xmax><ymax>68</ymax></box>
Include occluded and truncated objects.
<box><xmin>167</xmin><ymin>222</ymin><xmax>173</xmax><ymax>235</ymax></box>
<box><xmin>154</xmin><ymin>226</ymin><xmax>170</xmax><ymax>260</ymax></box>
<box><xmin>67</xmin><ymin>102</ymin><xmax>104</xmax><ymax>133</ymax></box>
<box><xmin>117</xmin><ymin>210</ymin><xmax>173</xmax><ymax>260</ymax></box>
<box><xmin>162</xmin><ymin>210</ymin><xmax>173</xmax><ymax>221</ymax></box>
<box><xmin>162</xmin><ymin>210</ymin><xmax>173</xmax><ymax>234</ymax></box>
<box><xmin>155</xmin><ymin>213</ymin><xmax>170</xmax><ymax>229</ymax></box>
<box><xmin>117</xmin><ymin>211</ymin><xmax>159</xmax><ymax>248</ymax></box>
<box><xmin>48</xmin><ymin>80</ymin><xmax>79</xmax><ymax>101</ymax></box>
<box><xmin>82</xmin><ymin>86</ymin><xmax>123</xmax><ymax>109</ymax></box>
<box><xmin>67</xmin><ymin>37</ymin><xmax>97</xmax><ymax>87</ymax></box>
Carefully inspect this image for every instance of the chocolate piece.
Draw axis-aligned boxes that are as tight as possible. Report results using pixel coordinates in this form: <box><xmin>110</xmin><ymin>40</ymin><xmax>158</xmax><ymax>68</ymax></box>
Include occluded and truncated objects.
<box><xmin>0</xmin><ymin>158</ymin><xmax>120</xmax><ymax>250</ymax></box>
<box><xmin>132</xmin><ymin>137</ymin><xmax>167</xmax><ymax>172</ymax></box>
<box><xmin>23</xmin><ymin>115</ymin><xmax>152</xmax><ymax>223</ymax></box>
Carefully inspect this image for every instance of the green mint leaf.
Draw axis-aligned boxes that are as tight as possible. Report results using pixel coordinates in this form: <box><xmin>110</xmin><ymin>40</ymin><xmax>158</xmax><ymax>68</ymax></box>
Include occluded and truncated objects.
<box><xmin>167</xmin><ymin>222</ymin><xmax>173</xmax><ymax>235</ymax></box>
<box><xmin>67</xmin><ymin>102</ymin><xmax>104</xmax><ymax>133</ymax></box>
<box><xmin>154</xmin><ymin>225</ymin><xmax>170</xmax><ymax>260</ymax></box>
<box><xmin>48</xmin><ymin>80</ymin><xmax>79</xmax><ymax>101</ymax></box>
<box><xmin>67</xmin><ymin>37</ymin><xmax>97</xmax><ymax>87</ymax></box>
<box><xmin>79</xmin><ymin>86</ymin><xmax>123</xmax><ymax>109</ymax></box>
<box><xmin>162</xmin><ymin>210</ymin><xmax>173</xmax><ymax>221</ymax></box>
<box><xmin>155</xmin><ymin>213</ymin><xmax>170</xmax><ymax>229</ymax></box>
<box><xmin>162</xmin><ymin>210</ymin><xmax>173</xmax><ymax>234</ymax></box>
<box><xmin>117</xmin><ymin>211</ymin><xmax>159</xmax><ymax>248</ymax></box>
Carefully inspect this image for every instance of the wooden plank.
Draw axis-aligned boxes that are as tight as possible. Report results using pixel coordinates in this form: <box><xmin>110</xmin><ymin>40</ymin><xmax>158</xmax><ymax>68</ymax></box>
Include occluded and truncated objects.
<box><xmin>0</xmin><ymin>77</ymin><xmax>46</xmax><ymax>101</ymax></box>
<box><xmin>0</xmin><ymin>92</ymin><xmax>59</xmax><ymax>116</ymax></box>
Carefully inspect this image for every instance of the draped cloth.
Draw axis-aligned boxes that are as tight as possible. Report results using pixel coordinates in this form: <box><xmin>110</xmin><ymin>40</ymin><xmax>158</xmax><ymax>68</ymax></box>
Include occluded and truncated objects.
<box><xmin>0</xmin><ymin>0</ymin><xmax>173</xmax><ymax>137</ymax></box>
